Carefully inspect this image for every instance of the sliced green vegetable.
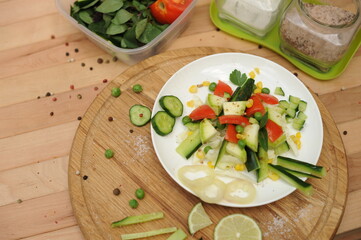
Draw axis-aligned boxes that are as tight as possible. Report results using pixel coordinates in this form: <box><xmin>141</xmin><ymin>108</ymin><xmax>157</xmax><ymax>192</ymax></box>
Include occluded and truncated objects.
<box><xmin>176</xmin><ymin>129</ymin><xmax>202</xmax><ymax>159</ymax></box>
<box><xmin>112</xmin><ymin>9</ymin><xmax>133</xmax><ymax>25</ymax></box>
<box><xmin>129</xmin><ymin>104</ymin><xmax>151</xmax><ymax>127</ymax></box>
<box><xmin>277</xmin><ymin>156</ymin><xmax>326</xmax><ymax>177</ymax></box>
<box><xmin>111</xmin><ymin>212</ymin><xmax>164</xmax><ymax>228</ymax></box>
<box><xmin>245</xmin><ymin>147</ymin><xmax>260</xmax><ymax>172</ymax></box>
<box><xmin>151</xmin><ymin>111</ymin><xmax>175</xmax><ymax>136</ymax></box>
<box><xmin>159</xmin><ymin>95</ymin><xmax>183</xmax><ymax>117</ymax></box>
<box><xmin>95</xmin><ymin>0</ymin><xmax>123</xmax><ymax>13</ymax></box>
<box><xmin>167</xmin><ymin>228</ymin><xmax>187</xmax><ymax>240</ymax></box>
<box><xmin>121</xmin><ymin>227</ymin><xmax>177</xmax><ymax>240</ymax></box>
<box><xmin>274</xmin><ymin>87</ymin><xmax>285</xmax><ymax>96</ymax></box>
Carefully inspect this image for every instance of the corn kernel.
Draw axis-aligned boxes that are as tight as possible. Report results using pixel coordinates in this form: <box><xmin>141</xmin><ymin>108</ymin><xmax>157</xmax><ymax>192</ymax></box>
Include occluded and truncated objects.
<box><xmin>236</xmin><ymin>133</ymin><xmax>244</xmax><ymax>139</ymax></box>
<box><xmin>296</xmin><ymin>141</ymin><xmax>302</xmax><ymax>149</ymax></box>
<box><xmin>268</xmin><ymin>171</ymin><xmax>280</xmax><ymax>181</ymax></box>
<box><xmin>256</xmin><ymin>81</ymin><xmax>263</xmax><ymax>89</ymax></box>
<box><xmin>196</xmin><ymin>150</ymin><xmax>205</xmax><ymax>159</ymax></box>
<box><xmin>246</xmin><ymin>99</ymin><xmax>254</xmax><ymax>108</ymax></box>
<box><xmin>290</xmin><ymin>135</ymin><xmax>297</xmax><ymax>143</ymax></box>
<box><xmin>187</xmin><ymin>100</ymin><xmax>194</xmax><ymax>108</ymax></box>
<box><xmin>207</xmin><ymin>161</ymin><xmax>214</xmax><ymax>168</ymax></box>
<box><xmin>235</xmin><ymin>164</ymin><xmax>245</xmax><ymax>171</ymax></box>
<box><xmin>296</xmin><ymin>132</ymin><xmax>302</xmax><ymax>139</ymax></box>
<box><xmin>187</xmin><ymin>131</ymin><xmax>193</xmax><ymax>136</ymax></box>
<box><xmin>189</xmin><ymin>85</ymin><xmax>198</xmax><ymax>93</ymax></box>
<box><xmin>249</xmin><ymin>71</ymin><xmax>256</xmax><ymax>79</ymax></box>
<box><xmin>254</xmin><ymin>67</ymin><xmax>260</xmax><ymax>74</ymax></box>
<box><xmin>202</xmin><ymin>81</ymin><xmax>210</xmax><ymax>86</ymax></box>
<box><xmin>253</xmin><ymin>88</ymin><xmax>262</xmax><ymax>94</ymax></box>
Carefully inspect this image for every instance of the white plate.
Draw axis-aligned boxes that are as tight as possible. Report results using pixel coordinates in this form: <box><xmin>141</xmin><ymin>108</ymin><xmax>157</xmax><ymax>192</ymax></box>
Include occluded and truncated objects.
<box><xmin>151</xmin><ymin>53</ymin><xmax>323</xmax><ymax>207</ymax></box>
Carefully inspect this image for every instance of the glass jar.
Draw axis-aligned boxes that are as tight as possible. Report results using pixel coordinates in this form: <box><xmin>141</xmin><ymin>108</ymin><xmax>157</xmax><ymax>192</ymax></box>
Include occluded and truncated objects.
<box><xmin>216</xmin><ymin>0</ymin><xmax>288</xmax><ymax>37</ymax></box>
<box><xmin>279</xmin><ymin>0</ymin><xmax>361</xmax><ymax>72</ymax></box>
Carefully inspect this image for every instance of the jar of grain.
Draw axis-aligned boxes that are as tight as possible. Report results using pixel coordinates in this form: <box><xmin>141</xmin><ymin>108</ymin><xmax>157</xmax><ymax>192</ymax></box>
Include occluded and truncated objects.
<box><xmin>279</xmin><ymin>0</ymin><xmax>361</xmax><ymax>72</ymax></box>
<box><xmin>216</xmin><ymin>0</ymin><xmax>288</xmax><ymax>37</ymax></box>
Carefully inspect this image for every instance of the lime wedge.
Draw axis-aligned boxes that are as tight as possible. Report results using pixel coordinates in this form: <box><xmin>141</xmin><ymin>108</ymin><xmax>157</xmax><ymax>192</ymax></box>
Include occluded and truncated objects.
<box><xmin>188</xmin><ymin>202</ymin><xmax>213</xmax><ymax>235</ymax></box>
<box><xmin>214</xmin><ymin>214</ymin><xmax>262</xmax><ymax>240</ymax></box>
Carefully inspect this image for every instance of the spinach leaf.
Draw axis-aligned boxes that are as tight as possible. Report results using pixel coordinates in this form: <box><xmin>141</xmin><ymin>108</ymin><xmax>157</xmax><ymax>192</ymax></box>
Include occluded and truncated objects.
<box><xmin>132</xmin><ymin>0</ymin><xmax>147</xmax><ymax>11</ymax></box>
<box><xmin>230</xmin><ymin>69</ymin><xmax>248</xmax><ymax>87</ymax></box>
<box><xmin>71</xmin><ymin>5</ymin><xmax>81</xmax><ymax>15</ymax></box>
<box><xmin>106</xmin><ymin>23</ymin><xmax>127</xmax><ymax>35</ymax></box>
<box><xmin>88</xmin><ymin>20</ymin><xmax>107</xmax><ymax>34</ymax></box>
<box><xmin>82</xmin><ymin>0</ymin><xmax>99</xmax><ymax>9</ymax></box>
<box><xmin>135</xmin><ymin>18</ymin><xmax>148</xmax><ymax>39</ymax></box>
<box><xmin>138</xmin><ymin>23</ymin><xmax>162</xmax><ymax>44</ymax></box>
<box><xmin>75</xmin><ymin>0</ymin><xmax>96</xmax><ymax>8</ymax></box>
<box><xmin>79</xmin><ymin>10</ymin><xmax>94</xmax><ymax>24</ymax></box>
<box><xmin>111</xmin><ymin>9</ymin><xmax>133</xmax><ymax>25</ymax></box>
<box><xmin>96</xmin><ymin>0</ymin><xmax>124</xmax><ymax>13</ymax></box>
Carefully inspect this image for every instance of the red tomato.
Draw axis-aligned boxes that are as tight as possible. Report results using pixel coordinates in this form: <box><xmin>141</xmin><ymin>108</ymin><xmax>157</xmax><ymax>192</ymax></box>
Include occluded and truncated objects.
<box><xmin>225</xmin><ymin>124</ymin><xmax>238</xmax><ymax>143</ymax></box>
<box><xmin>255</xmin><ymin>93</ymin><xmax>279</xmax><ymax>105</ymax></box>
<box><xmin>265</xmin><ymin>119</ymin><xmax>283</xmax><ymax>142</ymax></box>
<box><xmin>213</xmin><ymin>80</ymin><xmax>233</xmax><ymax>98</ymax></box>
<box><xmin>246</xmin><ymin>95</ymin><xmax>266</xmax><ymax>116</ymax></box>
<box><xmin>189</xmin><ymin>105</ymin><xmax>216</xmax><ymax>121</ymax></box>
<box><xmin>150</xmin><ymin>0</ymin><xmax>192</xmax><ymax>24</ymax></box>
<box><xmin>218</xmin><ymin>115</ymin><xmax>250</xmax><ymax>126</ymax></box>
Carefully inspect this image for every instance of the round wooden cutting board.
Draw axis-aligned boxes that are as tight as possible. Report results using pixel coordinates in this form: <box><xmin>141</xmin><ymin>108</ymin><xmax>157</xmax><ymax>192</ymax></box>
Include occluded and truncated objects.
<box><xmin>68</xmin><ymin>47</ymin><xmax>348</xmax><ymax>240</ymax></box>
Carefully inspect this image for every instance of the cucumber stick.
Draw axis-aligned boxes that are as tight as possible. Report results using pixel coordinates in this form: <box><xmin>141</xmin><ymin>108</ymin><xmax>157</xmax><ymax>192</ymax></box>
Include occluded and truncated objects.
<box><xmin>176</xmin><ymin>129</ymin><xmax>202</xmax><ymax>159</ymax></box>
<box><xmin>121</xmin><ymin>227</ymin><xmax>177</xmax><ymax>240</ymax></box>
<box><xmin>277</xmin><ymin>156</ymin><xmax>326</xmax><ymax>177</ymax></box>
<box><xmin>167</xmin><ymin>229</ymin><xmax>187</xmax><ymax>240</ymax></box>
<box><xmin>111</xmin><ymin>212</ymin><xmax>164</xmax><ymax>228</ymax></box>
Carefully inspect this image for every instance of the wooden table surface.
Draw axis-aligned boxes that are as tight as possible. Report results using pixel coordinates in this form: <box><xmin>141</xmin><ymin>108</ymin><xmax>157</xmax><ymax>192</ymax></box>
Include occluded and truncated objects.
<box><xmin>0</xmin><ymin>0</ymin><xmax>360</xmax><ymax>239</ymax></box>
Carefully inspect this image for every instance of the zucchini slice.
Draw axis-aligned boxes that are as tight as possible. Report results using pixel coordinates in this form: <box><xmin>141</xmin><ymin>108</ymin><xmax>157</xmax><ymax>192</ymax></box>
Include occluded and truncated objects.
<box><xmin>129</xmin><ymin>104</ymin><xmax>151</xmax><ymax>127</ymax></box>
<box><xmin>151</xmin><ymin>111</ymin><xmax>175</xmax><ymax>136</ymax></box>
<box><xmin>159</xmin><ymin>95</ymin><xmax>183</xmax><ymax>118</ymax></box>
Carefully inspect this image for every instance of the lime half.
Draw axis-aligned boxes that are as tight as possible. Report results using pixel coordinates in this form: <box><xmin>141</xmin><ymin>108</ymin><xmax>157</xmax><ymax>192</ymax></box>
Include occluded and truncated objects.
<box><xmin>188</xmin><ymin>202</ymin><xmax>213</xmax><ymax>235</ymax></box>
<box><xmin>214</xmin><ymin>214</ymin><xmax>262</xmax><ymax>240</ymax></box>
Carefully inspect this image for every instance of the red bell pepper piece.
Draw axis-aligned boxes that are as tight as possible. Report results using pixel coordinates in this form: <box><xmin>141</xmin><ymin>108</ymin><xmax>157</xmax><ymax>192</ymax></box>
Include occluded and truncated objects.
<box><xmin>213</xmin><ymin>80</ymin><xmax>233</xmax><ymax>98</ymax></box>
<box><xmin>255</xmin><ymin>93</ymin><xmax>279</xmax><ymax>105</ymax></box>
<box><xmin>218</xmin><ymin>115</ymin><xmax>250</xmax><ymax>126</ymax></box>
<box><xmin>225</xmin><ymin>124</ymin><xmax>238</xmax><ymax>143</ymax></box>
<box><xmin>265</xmin><ymin>119</ymin><xmax>283</xmax><ymax>142</ymax></box>
<box><xmin>189</xmin><ymin>105</ymin><xmax>216</xmax><ymax>121</ymax></box>
<box><xmin>150</xmin><ymin>0</ymin><xmax>192</xmax><ymax>24</ymax></box>
<box><xmin>246</xmin><ymin>95</ymin><xmax>266</xmax><ymax>116</ymax></box>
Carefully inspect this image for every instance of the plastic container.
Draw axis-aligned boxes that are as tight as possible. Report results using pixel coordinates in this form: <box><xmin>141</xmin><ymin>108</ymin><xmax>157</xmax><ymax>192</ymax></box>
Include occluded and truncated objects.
<box><xmin>279</xmin><ymin>0</ymin><xmax>361</xmax><ymax>72</ymax></box>
<box><xmin>55</xmin><ymin>0</ymin><xmax>198</xmax><ymax>65</ymax></box>
<box><xmin>215</xmin><ymin>0</ymin><xmax>288</xmax><ymax>37</ymax></box>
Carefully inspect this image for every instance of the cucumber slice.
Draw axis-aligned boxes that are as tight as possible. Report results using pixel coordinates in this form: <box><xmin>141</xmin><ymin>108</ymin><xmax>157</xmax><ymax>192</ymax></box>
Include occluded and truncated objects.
<box><xmin>245</xmin><ymin>147</ymin><xmax>260</xmax><ymax>172</ymax></box>
<box><xmin>268</xmin><ymin>164</ymin><xmax>313</xmax><ymax>196</ymax></box>
<box><xmin>289</xmin><ymin>95</ymin><xmax>301</xmax><ymax>105</ymax></box>
<box><xmin>159</xmin><ymin>95</ymin><xmax>183</xmax><ymax>117</ymax></box>
<box><xmin>207</xmin><ymin>93</ymin><xmax>227</xmax><ymax>115</ymax></box>
<box><xmin>226</xmin><ymin>142</ymin><xmax>247</xmax><ymax>163</ymax></box>
<box><xmin>129</xmin><ymin>104</ymin><xmax>152</xmax><ymax>127</ymax></box>
<box><xmin>298</xmin><ymin>100</ymin><xmax>307</xmax><ymax>112</ymax></box>
<box><xmin>167</xmin><ymin>229</ymin><xmax>187</xmax><ymax>240</ymax></box>
<box><xmin>292</xmin><ymin>118</ymin><xmax>306</xmax><ymax>131</ymax></box>
<box><xmin>278</xmin><ymin>100</ymin><xmax>289</xmax><ymax>109</ymax></box>
<box><xmin>184</xmin><ymin>122</ymin><xmax>200</xmax><ymax>131</ymax></box>
<box><xmin>111</xmin><ymin>212</ymin><xmax>164</xmax><ymax>228</ymax></box>
<box><xmin>277</xmin><ymin>156</ymin><xmax>326</xmax><ymax>177</ymax></box>
<box><xmin>244</xmin><ymin>123</ymin><xmax>260</xmax><ymax>152</ymax></box>
<box><xmin>152</xmin><ymin>111</ymin><xmax>175</xmax><ymax>136</ymax></box>
<box><xmin>274</xmin><ymin>87</ymin><xmax>285</xmax><ymax>96</ymax></box>
<box><xmin>121</xmin><ymin>227</ymin><xmax>177</xmax><ymax>240</ymax></box>
<box><xmin>297</xmin><ymin>111</ymin><xmax>308</xmax><ymax>121</ymax></box>
<box><xmin>288</xmin><ymin>102</ymin><xmax>299</xmax><ymax>110</ymax></box>
<box><xmin>176</xmin><ymin>129</ymin><xmax>202</xmax><ymax>159</ymax></box>
<box><xmin>268</xmin><ymin>134</ymin><xmax>286</xmax><ymax>149</ymax></box>
<box><xmin>268</xmin><ymin>106</ymin><xmax>285</xmax><ymax>127</ymax></box>
<box><xmin>200</xmin><ymin>118</ymin><xmax>218</xmax><ymax>143</ymax></box>
<box><xmin>223</xmin><ymin>101</ymin><xmax>246</xmax><ymax>115</ymax></box>
<box><xmin>286</xmin><ymin>108</ymin><xmax>296</xmax><ymax>118</ymax></box>
<box><xmin>274</xmin><ymin>141</ymin><xmax>290</xmax><ymax>155</ymax></box>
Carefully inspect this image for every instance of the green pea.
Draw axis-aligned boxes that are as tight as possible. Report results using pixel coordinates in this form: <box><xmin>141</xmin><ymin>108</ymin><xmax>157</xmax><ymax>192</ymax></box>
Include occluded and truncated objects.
<box><xmin>104</xmin><ymin>149</ymin><xmax>114</xmax><ymax>159</ymax></box>
<box><xmin>129</xmin><ymin>199</ymin><xmax>139</xmax><ymax>209</ymax></box>
<box><xmin>261</xmin><ymin>88</ymin><xmax>270</xmax><ymax>94</ymax></box>
<box><xmin>236</xmin><ymin>125</ymin><xmax>244</xmax><ymax>133</ymax></box>
<box><xmin>182</xmin><ymin>116</ymin><xmax>192</xmax><ymax>125</ymax></box>
<box><xmin>132</xmin><ymin>84</ymin><xmax>143</xmax><ymax>93</ymax></box>
<box><xmin>204</xmin><ymin>146</ymin><xmax>212</xmax><ymax>154</ymax></box>
<box><xmin>135</xmin><ymin>188</ymin><xmax>145</xmax><ymax>200</ymax></box>
<box><xmin>254</xmin><ymin>112</ymin><xmax>263</xmax><ymax>121</ymax></box>
<box><xmin>238</xmin><ymin>140</ymin><xmax>246</xmax><ymax>149</ymax></box>
<box><xmin>208</xmin><ymin>82</ymin><xmax>217</xmax><ymax>91</ymax></box>
<box><xmin>111</xmin><ymin>87</ymin><xmax>121</xmax><ymax>97</ymax></box>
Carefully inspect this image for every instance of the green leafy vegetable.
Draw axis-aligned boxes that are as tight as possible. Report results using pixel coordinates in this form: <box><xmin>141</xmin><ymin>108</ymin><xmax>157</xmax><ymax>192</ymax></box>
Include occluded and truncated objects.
<box><xmin>112</xmin><ymin>9</ymin><xmax>133</xmax><ymax>24</ymax></box>
<box><xmin>230</xmin><ymin>70</ymin><xmax>248</xmax><ymax>87</ymax></box>
<box><xmin>96</xmin><ymin>0</ymin><xmax>124</xmax><ymax>13</ymax></box>
<box><xmin>106</xmin><ymin>23</ymin><xmax>127</xmax><ymax>35</ymax></box>
<box><xmin>79</xmin><ymin>10</ymin><xmax>94</xmax><ymax>24</ymax></box>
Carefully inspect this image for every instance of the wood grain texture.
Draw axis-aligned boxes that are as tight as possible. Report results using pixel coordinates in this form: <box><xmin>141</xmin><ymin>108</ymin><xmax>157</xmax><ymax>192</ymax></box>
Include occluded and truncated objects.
<box><xmin>68</xmin><ymin>47</ymin><xmax>348</xmax><ymax>240</ymax></box>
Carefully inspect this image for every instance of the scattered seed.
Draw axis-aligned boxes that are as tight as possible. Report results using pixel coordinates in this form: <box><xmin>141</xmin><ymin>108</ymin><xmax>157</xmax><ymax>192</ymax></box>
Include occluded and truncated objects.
<box><xmin>37</xmin><ymin>96</ymin><xmax>41</xmax><ymax>99</ymax></box>
<box><xmin>70</xmin><ymin>85</ymin><xmax>75</xmax><ymax>90</ymax></box>
<box><xmin>108</xmin><ymin>116</ymin><xmax>113</xmax><ymax>122</ymax></box>
<box><xmin>258</xmin><ymin>45</ymin><xmax>263</xmax><ymax>49</ymax></box>
<box><xmin>17</xmin><ymin>199</ymin><xmax>23</xmax><ymax>204</ymax></box>
<box><xmin>83</xmin><ymin>175</ymin><xmax>88</xmax><ymax>180</ymax></box>
<box><xmin>52</xmin><ymin>97</ymin><xmax>57</xmax><ymax>102</ymax></box>
<box><xmin>94</xmin><ymin>86</ymin><xmax>99</xmax><ymax>91</ymax></box>
<box><xmin>75</xmin><ymin>170</ymin><xmax>80</xmax><ymax>175</ymax></box>
<box><xmin>293</xmin><ymin>72</ymin><xmax>298</xmax><ymax>77</ymax></box>
<box><xmin>68</xmin><ymin>58</ymin><xmax>75</xmax><ymax>63</ymax></box>
<box><xmin>112</xmin><ymin>56</ymin><xmax>118</xmax><ymax>62</ymax></box>
<box><xmin>105</xmin><ymin>59</ymin><xmax>110</xmax><ymax>64</ymax></box>
<box><xmin>129</xmin><ymin>129</ymin><xmax>134</xmax><ymax>133</ymax></box>
<box><xmin>97</xmin><ymin>58</ymin><xmax>103</xmax><ymax>64</ymax></box>
<box><xmin>90</xmin><ymin>67</ymin><xmax>93</xmax><ymax>71</ymax></box>
<box><xmin>81</xmin><ymin>63</ymin><xmax>85</xmax><ymax>67</ymax></box>
<box><xmin>50</xmin><ymin>112</ymin><xmax>54</xmax><ymax>116</ymax></box>
<box><xmin>77</xmin><ymin>94</ymin><xmax>82</xmax><ymax>99</ymax></box>
<box><xmin>343</xmin><ymin>130</ymin><xmax>347</xmax><ymax>135</ymax></box>
<box><xmin>77</xmin><ymin>116</ymin><xmax>82</xmax><ymax>120</ymax></box>
<box><xmin>341</xmin><ymin>86</ymin><xmax>346</xmax><ymax>91</ymax></box>
<box><xmin>65</xmin><ymin>42</ymin><xmax>69</xmax><ymax>46</ymax></box>
<box><xmin>103</xmin><ymin>79</ymin><xmax>108</xmax><ymax>83</ymax></box>
<box><xmin>66</xmin><ymin>52</ymin><xmax>70</xmax><ymax>56</ymax></box>
<box><xmin>113</xmin><ymin>188</ymin><xmax>121</xmax><ymax>196</ymax></box>
<box><xmin>46</xmin><ymin>92</ymin><xmax>51</xmax><ymax>97</ymax></box>
<box><xmin>51</xmin><ymin>35</ymin><xmax>55</xmax><ymax>39</ymax></box>
<box><xmin>216</xmin><ymin>28</ymin><xmax>220</xmax><ymax>31</ymax></box>
<box><xmin>75</xmin><ymin>48</ymin><xmax>79</xmax><ymax>53</ymax></box>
